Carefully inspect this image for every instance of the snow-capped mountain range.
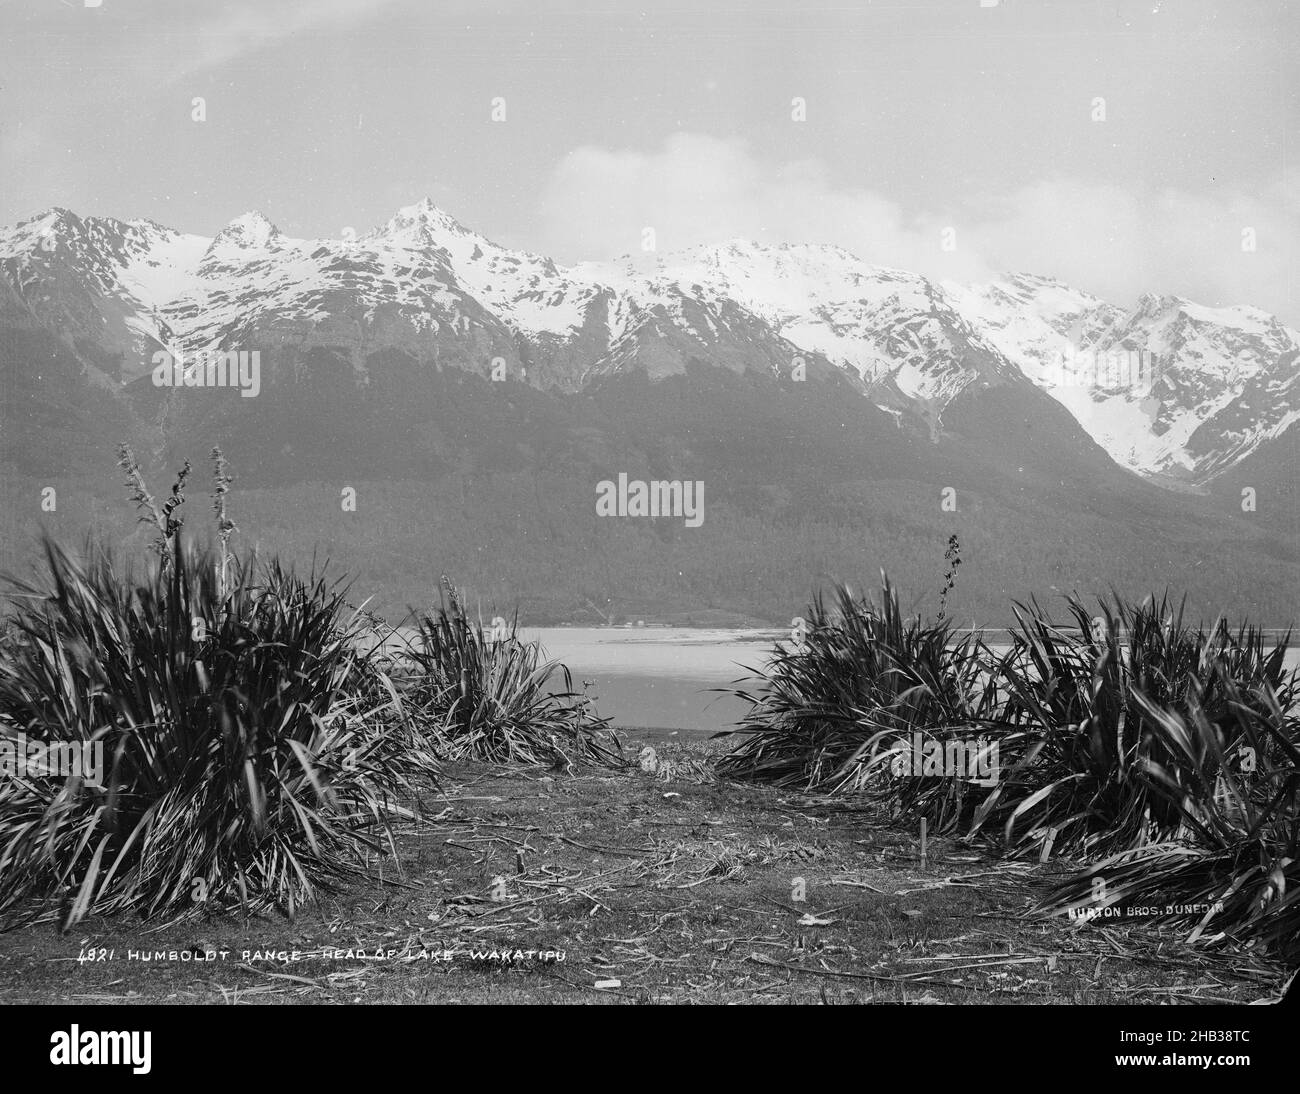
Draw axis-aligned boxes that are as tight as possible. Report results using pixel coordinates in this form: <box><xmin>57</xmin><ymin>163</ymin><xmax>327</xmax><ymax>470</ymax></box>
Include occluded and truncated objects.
<box><xmin>3</xmin><ymin>199</ymin><xmax>1297</xmax><ymax>487</ymax></box>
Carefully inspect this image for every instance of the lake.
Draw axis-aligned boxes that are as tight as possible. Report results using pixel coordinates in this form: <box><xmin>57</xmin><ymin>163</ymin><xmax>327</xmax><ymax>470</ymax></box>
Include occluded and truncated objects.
<box><xmin>520</xmin><ymin>627</ymin><xmax>1300</xmax><ymax>734</ymax></box>
<box><xmin>519</xmin><ymin>626</ymin><xmax>775</xmax><ymax>734</ymax></box>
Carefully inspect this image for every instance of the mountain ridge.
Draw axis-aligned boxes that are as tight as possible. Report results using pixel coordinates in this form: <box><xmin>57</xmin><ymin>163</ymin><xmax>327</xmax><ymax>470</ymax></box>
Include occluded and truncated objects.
<box><xmin>3</xmin><ymin>198</ymin><xmax>1295</xmax><ymax>487</ymax></box>
<box><xmin>1</xmin><ymin>199</ymin><xmax>1296</xmax><ymax>626</ymax></box>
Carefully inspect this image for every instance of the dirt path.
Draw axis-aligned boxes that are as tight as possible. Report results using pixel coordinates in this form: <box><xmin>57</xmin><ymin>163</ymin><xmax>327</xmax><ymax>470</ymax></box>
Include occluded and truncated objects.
<box><xmin>0</xmin><ymin>737</ymin><xmax>1290</xmax><ymax>1004</ymax></box>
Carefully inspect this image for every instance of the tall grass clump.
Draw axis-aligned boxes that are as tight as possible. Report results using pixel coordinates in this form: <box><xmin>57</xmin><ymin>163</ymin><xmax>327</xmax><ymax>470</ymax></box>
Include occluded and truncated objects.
<box><xmin>0</xmin><ymin>450</ymin><xmax>439</xmax><ymax>929</ymax></box>
<box><xmin>401</xmin><ymin>578</ymin><xmax>622</xmax><ymax>770</ymax></box>
<box><xmin>977</xmin><ymin>593</ymin><xmax>1298</xmax><ymax>859</ymax></box>
<box><xmin>714</xmin><ymin>564</ymin><xmax>1299</xmax><ymax>959</ymax></box>
<box><xmin>0</xmin><ymin>537</ymin><xmax>438</xmax><ymax>929</ymax></box>
<box><xmin>714</xmin><ymin>576</ymin><xmax>1001</xmax><ymax>824</ymax></box>
<box><xmin>1040</xmin><ymin>675</ymin><xmax>1300</xmax><ymax>961</ymax></box>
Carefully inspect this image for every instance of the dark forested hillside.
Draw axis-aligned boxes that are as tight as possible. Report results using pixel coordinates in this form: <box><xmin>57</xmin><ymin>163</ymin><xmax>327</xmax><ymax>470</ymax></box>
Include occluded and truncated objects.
<box><xmin>3</xmin><ymin>358</ymin><xmax>1294</xmax><ymax>627</ymax></box>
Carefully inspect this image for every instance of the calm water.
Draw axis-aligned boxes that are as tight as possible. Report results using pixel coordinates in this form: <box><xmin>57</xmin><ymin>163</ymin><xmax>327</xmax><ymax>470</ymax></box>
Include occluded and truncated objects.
<box><xmin>520</xmin><ymin>627</ymin><xmax>1300</xmax><ymax>734</ymax></box>
<box><xmin>520</xmin><ymin>626</ymin><xmax>775</xmax><ymax>733</ymax></box>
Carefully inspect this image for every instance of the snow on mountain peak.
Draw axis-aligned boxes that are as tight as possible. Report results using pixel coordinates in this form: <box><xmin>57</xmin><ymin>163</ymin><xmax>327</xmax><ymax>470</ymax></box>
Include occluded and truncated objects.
<box><xmin>373</xmin><ymin>198</ymin><xmax>475</xmax><ymax>245</ymax></box>
<box><xmin>209</xmin><ymin>211</ymin><xmax>281</xmax><ymax>250</ymax></box>
<box><xmin>2</xmin><ymin>198</ymin><xmax>1296</xmax><ymax>487</ymax></box>
<box><xmin>0</xmin><ymin>207</ymin><xmax>82</xmax><ymax>257</ymax></box>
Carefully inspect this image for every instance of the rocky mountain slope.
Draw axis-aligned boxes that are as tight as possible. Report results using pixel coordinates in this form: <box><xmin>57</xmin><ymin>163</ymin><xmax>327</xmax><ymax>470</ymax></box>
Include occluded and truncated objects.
<box><xmin>3</xmin><ymin>199</ymin><xmax>1295</xmax><ymax>487</ymax></box>
<box><xmin>1</xmin><ymin>200</ymin><xmax>1295</xmax><ymax>624</ymax></box>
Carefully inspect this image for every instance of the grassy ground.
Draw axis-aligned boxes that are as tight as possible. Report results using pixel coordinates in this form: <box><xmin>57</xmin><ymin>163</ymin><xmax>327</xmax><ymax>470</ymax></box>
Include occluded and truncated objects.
<box><xmin>0</xmin><ymin>732</ymin><xmax>1291</xmax><ymax>1005</ymax></box>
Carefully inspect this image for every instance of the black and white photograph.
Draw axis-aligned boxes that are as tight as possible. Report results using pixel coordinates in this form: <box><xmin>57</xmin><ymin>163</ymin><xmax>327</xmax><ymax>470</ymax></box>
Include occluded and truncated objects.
<box><xmin>0</xmin><ymin>0</ymin><xmax>1296</xmax><ymax>1061</ymax></box>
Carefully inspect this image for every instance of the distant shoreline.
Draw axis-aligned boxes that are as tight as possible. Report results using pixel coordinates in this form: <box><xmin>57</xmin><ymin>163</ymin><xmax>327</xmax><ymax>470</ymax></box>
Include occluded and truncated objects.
<box><xmin>508</xmin><ymin>623</ymin><xmax>1300</xmax><ymax>648</ymax></box>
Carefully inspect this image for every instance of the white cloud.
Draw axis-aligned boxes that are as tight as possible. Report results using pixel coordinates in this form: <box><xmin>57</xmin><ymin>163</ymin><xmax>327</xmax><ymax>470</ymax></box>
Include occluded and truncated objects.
<box><xmin>190</xmin><ymin>0</ymin><xmax>400</xmax><ymax>72</ymax></box>
<box><xmin>539</xmin><ymin>134</ymin><xmax>1298</xmax><ymax>322</ymax></box>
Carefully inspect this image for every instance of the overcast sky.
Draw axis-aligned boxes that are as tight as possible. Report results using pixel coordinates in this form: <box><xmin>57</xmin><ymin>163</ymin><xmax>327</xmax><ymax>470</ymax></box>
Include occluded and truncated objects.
<box><xmin>1</xmin><ymin>0</ymin><xmax>1295</xmax><ymax>321</ymax></box>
